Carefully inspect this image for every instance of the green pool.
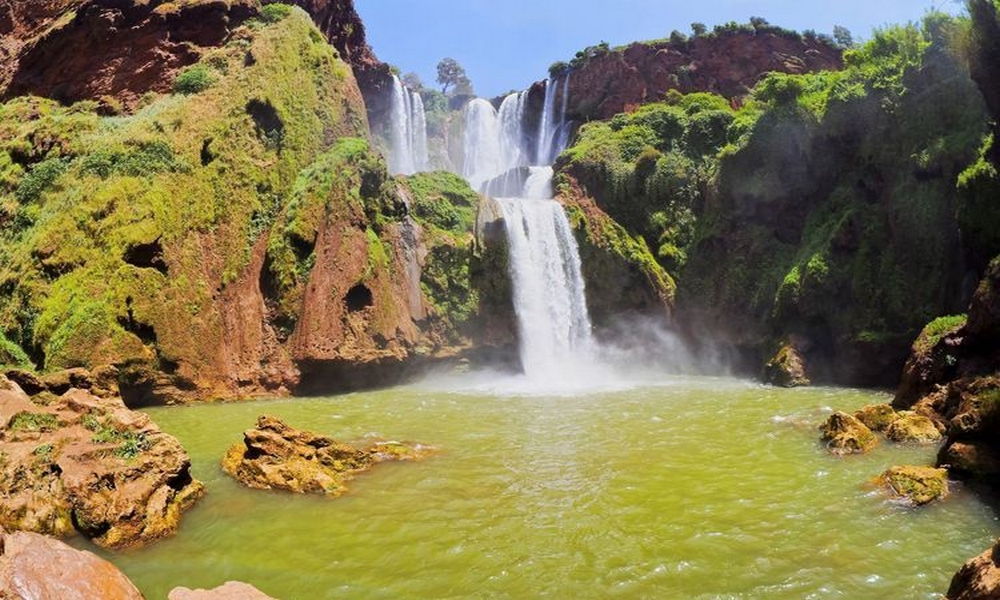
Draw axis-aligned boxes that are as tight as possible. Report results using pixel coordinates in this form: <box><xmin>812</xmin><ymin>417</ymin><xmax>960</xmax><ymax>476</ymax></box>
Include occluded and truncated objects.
<box><xmin>83</xmin><ymin>374</ymin><xmax>996</xmax><ymax>598</ymax></box>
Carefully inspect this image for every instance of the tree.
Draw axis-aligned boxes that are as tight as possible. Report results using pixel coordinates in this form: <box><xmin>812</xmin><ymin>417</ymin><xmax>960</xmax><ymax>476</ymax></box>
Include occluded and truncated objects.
<box><xmin>401</xmin><ymin>72</ymin><xmax>423</xmax><ymax>92</ymax></box>
<box><xmin>833</xmin><ymin>25</ymin><xmax>854</xmax><ymax>48</ymax></box>
<box><xmin>436</xmin><ymin>58</ymin><xmax>471</xmax><ymax>95</ymax></box>
<box><xmin>691</xmin><ymin>22</ymin><xmax>707</xmax><ymax>37</ymax></box>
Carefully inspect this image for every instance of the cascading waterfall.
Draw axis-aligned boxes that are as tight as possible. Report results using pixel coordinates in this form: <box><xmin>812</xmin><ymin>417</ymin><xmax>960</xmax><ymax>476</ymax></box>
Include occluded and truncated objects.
<box><xmin>462</xmin><ymin>74</ymin><xmax>596</xmax><ymax>379</ymax></box>
<box><xmin>387</xmin><ymin>75</ymin><xmax>428</xmax><ymax>175</ymax></box>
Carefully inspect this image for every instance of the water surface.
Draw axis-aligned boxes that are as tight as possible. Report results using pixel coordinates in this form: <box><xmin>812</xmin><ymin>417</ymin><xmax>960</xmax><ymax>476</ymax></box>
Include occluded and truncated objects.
<box><xmin>90</xmin><ymin>375</ymin><xmax>996</xmax><ymax>598</ymax></box>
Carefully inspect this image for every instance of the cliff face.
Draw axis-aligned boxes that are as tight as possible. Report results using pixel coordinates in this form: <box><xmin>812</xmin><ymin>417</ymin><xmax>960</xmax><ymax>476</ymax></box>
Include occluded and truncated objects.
<box><xmin>0</xmin><ymin>0</ymin><xmax>391</xmax><ymax>116</ymax></box>
<box><xmin>559</xmin><ymin>30</ymin><xmax>843</xmax><ymax>121</ymax></box>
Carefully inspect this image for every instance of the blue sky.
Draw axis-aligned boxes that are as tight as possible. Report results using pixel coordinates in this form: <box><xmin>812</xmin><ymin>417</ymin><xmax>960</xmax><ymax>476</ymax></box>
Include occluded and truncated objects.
<box><xmin>355</xmin><ymin>0</ymin><xmax>964</xmax><ymax>98</ymax></box>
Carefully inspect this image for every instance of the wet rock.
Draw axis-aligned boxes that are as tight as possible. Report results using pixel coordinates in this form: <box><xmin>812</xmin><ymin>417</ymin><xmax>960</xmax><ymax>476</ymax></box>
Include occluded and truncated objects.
<box><xmin>0</xmin><ymin>529</ymin><xmax>143</xmax><ymax>599</ymax></box>
<box><xmin>169</xmin><ymin>581</ymin><xmax>275</xmax><ymax>599</ymax></box>
<box><xmin>820</xmin><ymin>411</ymin><xmax>878</xmax><ymax>455</ymax></box>
<box><xmin>763</xmin><ymin>342</ymin><xmax>810</xmax><ymax>387</ymax></box>
<box><xmin>947</xmin><ymin>539</ymin><xmax>1000</xmax><ymax>599</ymax></box>
<box><xmin>0</xmin><ymin>386</ymin><xmax>204</xmax><ymax>549</ymax></box>
<box><xmin>878</xmin><ymin>465</ymin><xmax>949</xmax><ymax>505</ymax></box>
<box><xmin>885</xmin><ymin>412</ymin><xmax>944</xmax><ymax>443</ymax></box>
<box><xmin>853</xmin><ymin>403</ymin><xmax>900</xmax><ymax>432</ymax></box>
<box><xmin>939</xmin><ymin>441</ymin><xmax>1000</xmax><ymax>477</ymax></box>
<box><xmin>222</xmin><ymin>415</ymin><xmax>432</xmax><ymax>496</ymax></box>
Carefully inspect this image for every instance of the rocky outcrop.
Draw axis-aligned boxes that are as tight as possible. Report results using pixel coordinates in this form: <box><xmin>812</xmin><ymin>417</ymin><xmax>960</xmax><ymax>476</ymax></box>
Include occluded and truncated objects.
<box><xmin>557</xmin><ymin>29</ymin><xmax>842</xmax><ymax>121</ymax></box>
<box><xmin>877</xmin><ymin>465</ymin><xmax>949</xmax><ymax>506</ymax></box>
<box><xmin>222</xmin><ymin>415</ymin><xmax>432</xmax><ymax>495</ymax></box>
<box><xmin>0</xmin><ymin>373</ymin><xmax>204</xmax><ymax>549</ymax></box>
<box><xmin>948</xmin><ymin>539</ymin><xmax>1000</xmax><ymax>600</ymax></box>
<box><xmin>819</xmin><ymin>411</ymin><xmax>877</xmax><ymax>455</ymax></box>
<box><xmin>885</xmin><ymin>413</ymin><xmax>943</xmax><ymax>443</ymax></box>
<box><xmin>0</xmin><ymin>528</ymin><xmax>143</xmax><ymax>599</ymax></box>
<box><xmin>0</xmin><ymin>0</ymin><xmax>258</xmax><ymax>110</ymax></box>
<box><xmin>763</xmin><ymin>341</ymin><xmax>810</xmax><ymax>387</ymax></box>
<box><xmin>853</xmin><ymin>404</ymin><xmax>900</xmax><ymax>432</ymax></box>
<box><xmin>169</xmin><ymin>581</ymin><xmax>276</xmax><ymax>600</ymax></box>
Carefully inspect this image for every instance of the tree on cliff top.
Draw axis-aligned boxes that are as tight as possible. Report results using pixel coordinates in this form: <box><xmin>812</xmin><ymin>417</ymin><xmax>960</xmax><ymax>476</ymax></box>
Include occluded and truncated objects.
<box><xmin>436</xmin><ymin>57</ymin><xmax>472</xmax><ymax>96</ymax></box>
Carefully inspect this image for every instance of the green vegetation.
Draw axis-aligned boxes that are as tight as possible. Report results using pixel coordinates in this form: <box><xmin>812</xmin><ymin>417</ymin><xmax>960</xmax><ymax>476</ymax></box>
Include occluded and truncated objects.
<box><xmin>558</xmin><ymin>12</ymin><xmax>998</xmax><ymax>373</ymax></box>
<box><xmin>914</xmin><ymin>314</ymin><xmax>968</xmax><ymax>354</ymax></box>
<box><xmin>172</xmin><ymin>64</ymin><xmax>216</xmax><ymax>95</ymax></box>
<box><xmin>10</xmin><ymin>412</ymin><xmax>59</xmax><ymax>432</ymax></box>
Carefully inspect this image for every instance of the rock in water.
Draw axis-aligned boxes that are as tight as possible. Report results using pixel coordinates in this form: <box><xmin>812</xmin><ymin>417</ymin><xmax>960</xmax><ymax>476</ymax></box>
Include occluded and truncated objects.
<box><xmin>222</xmin><ymin>415</ymin><xmax>432</xmax><ymax>496</ymax></box>
<box><xmin>854</xmin><ymin>403</ymin><xmax>901</xmax><ymax>432</ymax></box>
<box><xmin>763</xmin><ymin>343</ymin><xmax>811</xmax><ymax>387</ymax></box>
<box><xmin>885</xmin><ymin>412</ymin><xmax>943</xmax><ymax>443</ymax></box>
<box><xmin>948</xmin><ymin>539</ymin><xmax>1000</xmax><ymax>599</ymax></box>
<box><xmin>0</xmin><ymin>378</ymin><xmax>204</xmax><ymax>549</ymax></box>
<box><xmin>169</xmin><ymin>581</ymin><xmax>275</xmax><ymax>599</ymax></box>
<box><xmin>878</xmin><ymin>466</ymin><xmax>949</xmax><ymax>505</ymax></box>
<box><xmin>0</xmin><ymin>529</ymin><xmax>143</xmax><ymax>599</ymax></box>
<box><xmin>820</xmin><ymin>411</ymin><xmax>878</xmax><ymax>454</ymax></box>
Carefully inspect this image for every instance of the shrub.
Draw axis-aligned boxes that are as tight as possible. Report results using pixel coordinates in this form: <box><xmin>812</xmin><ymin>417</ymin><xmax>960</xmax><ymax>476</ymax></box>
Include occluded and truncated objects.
<box><xmin>14</xmin><ymin>157</ymin><xmax>69</xmax><ymax>203</ymax></box>
<box><xmin>260</xmin><ymin>3</ymin><xmax>293</xmax><ymax>23</ymax></box>
<box><xmin>173</xmin><ymin>64</ymin><xmax>216</xmax><ymax>95</ymax></box>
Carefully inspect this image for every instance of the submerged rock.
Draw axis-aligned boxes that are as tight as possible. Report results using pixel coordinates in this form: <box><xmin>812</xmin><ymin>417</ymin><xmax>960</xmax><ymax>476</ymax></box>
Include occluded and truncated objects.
<box><xmin>854</xmin><ymin>403</ymin><xmax>901</xmax><ymax>432</ymax></box>
<box><xmin>820</xmin><ymin>411</ymin><xmax>878</xmax><ymax>455</ymax></box>
<box><xmin>0</xmin><ymin>529</ymin><xmax>143</xmax><ymax>599</ymax></box>
<box><xmin>878</xmin><ymin>465</ymin><xmax>949</xmax><ymax>506</ymax></box>
<box><xmin>222</xmin><ymin>415</ymin><xmax>432</xmax><ymax>496</ymax></box>
<box><xmin>0</xmin><ymin>379</ymin><xmax>204</xmax><ymax>549</ymax></box>
<box><xmin>763</xmin><ymin>342</ymin><xmax>810</xmax><ymax>387</ymax></box>
<box><xmin>885</xmin><ymin>413</ymin><xmax>944</xmax><ymax>443</ymax></box>
<box><xmin>169</xmin><ymin>581</ymin><xmax>276</xmax><ymax>600</ymax></box>
<box><xmin>948</xmin><ymin>539</ymin><xmax>1000</xmax><ymax>599</ymax></box>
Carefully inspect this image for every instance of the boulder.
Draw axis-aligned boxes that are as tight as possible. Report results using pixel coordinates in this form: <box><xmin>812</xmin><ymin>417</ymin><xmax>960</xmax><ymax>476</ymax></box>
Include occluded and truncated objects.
<box><xmin>939</xmin><ymin>441</ymin><xmax>1000</xmax><ymax>477</ymax></box>
<box><xmin>854</xmin><ymin>403</ymin><xmax>900</xmax><ymax>432</ymax></box>
<box><xmin>0</xmin><ymin>529</ymin><xmax>142</xmax><ymax>599</ymax></box>
<box><xmin>169</xmin><ymin>581</ymin><xmax>275</xmax><ymax>599</ymax></box>
<box><xmin>0</xmin><ymin>386</ymin><xmax>204</xmax><ymax>549</ymax></box>
<box><xmin>878</xmin><ymin>465</ymin><xmax>949</xmax><ymax>505</ymax></box>
<box><xmin>885</xmin><ymin>413</ymin><xmax>944</xmax><ymax>443</ymax></box>
<box><xmin>763</xmin><ymin>342</ymin><xmax>811</xmax><ymax>387</ymax></box>
<box><xmin>820</xmin><ymin>411</ymin><xmax>878</xmax><ymax>455</ymax></box>
<box><xmin>948</xmin><ymin>539</ymin><xmax>1000</xmax><ymax>599</ymax></box>
<box><xmin>222</xmin><ymin>415</ymin><xmax>432</xmax><ymax>496</ymax></box>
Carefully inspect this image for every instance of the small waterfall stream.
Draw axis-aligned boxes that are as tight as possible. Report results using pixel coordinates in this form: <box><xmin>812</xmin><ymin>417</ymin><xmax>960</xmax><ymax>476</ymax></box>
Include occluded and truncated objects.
<box><xmin>388</xmin><ymin>75</ymin><xmax>428</xmax><ymax>175</ymax></box>
<box><xmin>462</xmin><ymin>75</ymin><xmax>596</xmax><ymax>378</ymax></box>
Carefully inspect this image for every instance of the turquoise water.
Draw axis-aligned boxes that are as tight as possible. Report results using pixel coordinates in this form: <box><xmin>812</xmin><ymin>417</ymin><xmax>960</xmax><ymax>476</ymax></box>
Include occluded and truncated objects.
<box><xmin>83</xmin><ymin>374</ymin><xmax>996</xmax><ymax>598</ymax></box>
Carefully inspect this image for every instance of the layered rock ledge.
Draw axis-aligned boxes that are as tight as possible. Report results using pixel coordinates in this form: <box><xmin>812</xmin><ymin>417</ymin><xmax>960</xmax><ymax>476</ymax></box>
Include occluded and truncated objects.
<box><xmin>0</xmin><ymin>372</ymin><xmax>204</xmax><ymax>549</ymax></box>
<box><xmin>222</xmin><ymin>415</ymin><xmax>432</xmax><ymax>495</ymax></box>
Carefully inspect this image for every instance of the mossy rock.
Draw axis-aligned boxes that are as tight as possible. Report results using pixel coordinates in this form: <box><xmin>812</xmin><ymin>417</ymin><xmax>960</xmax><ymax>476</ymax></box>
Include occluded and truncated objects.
<box><xmin>763</xmin><ymin>343</ymin><xmax>810</xmax><ymax>387</ymax></box>
<box><xmin>853</xmin><ymin>403</ymin><xmax>900</xmax><ymax>432</ymax></box>
<box><xmin>820</xmin><ymin>411</ymin><xmax>878</xmax><ymax>455</ymax></box>
<box><xmin>885</xmin><ymin>412</ymin><xmax>943</xmax><ymax>443</ymax></box>
<box><xmin>878</xmin><ymin>465</ymin><xmax>949</xmax><ymax>505</ymax></box>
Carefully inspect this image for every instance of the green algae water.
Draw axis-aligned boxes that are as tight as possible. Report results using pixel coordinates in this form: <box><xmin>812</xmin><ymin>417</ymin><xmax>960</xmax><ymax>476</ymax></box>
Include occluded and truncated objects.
<box><xmin>89</xmin><ymin>375</ymin><xmax>996</xmax><ymax>598</ymax></box>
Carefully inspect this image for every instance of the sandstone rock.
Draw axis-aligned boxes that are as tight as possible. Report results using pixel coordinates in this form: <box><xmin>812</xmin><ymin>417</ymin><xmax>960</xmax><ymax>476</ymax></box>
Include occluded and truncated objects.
<box><xmin>0</xmin><ymin>529</ymin><xmax>143</xmax><ymax>599</ymax></box>
<box><xmin>763</xmin><ymin>343</ymin><xmax>810</xmax><ymax>387</ymax></box>
<box><xmin>169</xmin><ymin>581</ymin><xmax>275</xmax><ymax>599</ymax></box>
<box><xmin>878</xmin><ymin>465</ymin><xmax>949</xmax><ymax>506</ymax></box>
<box><xmin>820</xmin><ymin>411</ymin><xmax>878</xmax><ymax>455</ymax></box>
<box><xmin>885</xmin><ymin>413</ymin><xmax>944</xmax><ymax>443</ymax></box>
<box><xmin>222</xmin><ymin>415</ymin><xmax>431</xmax><ymax>496</ymax></box>
<box><xmin>939</xmin><ymin>441</ymin><xmax>1000</xmax><ymax>477</ymax></box>
<box><xmin>0</xmin><ymin>387</ymin><xmax>204</xmax><ymax>549</ymax></box>
<box><xmin>854</xmin><ymin>403</ymin><xmax>900</xmax><ymax>432</ymax></box>
<box><xmin>948</xmin><ymin>539</ymin><xmax>1000</xmax><ymax>600</ymax></box>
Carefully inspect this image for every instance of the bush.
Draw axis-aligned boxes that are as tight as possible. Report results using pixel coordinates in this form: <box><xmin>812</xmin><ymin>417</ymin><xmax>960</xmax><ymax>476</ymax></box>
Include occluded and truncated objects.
<box><xmin>14</xmin><ymin>157</ymin><xmax>69</xmax><ymax>203</ymax></box>
<box><xmin>173</xmin><ymin>64</ymin><xmax>216</xmax><ymax>95</ymax></box>
<box><xmin>260</xmin><ymin>3</ymin><xmax>293</xmax><ymax>23</ymax></box>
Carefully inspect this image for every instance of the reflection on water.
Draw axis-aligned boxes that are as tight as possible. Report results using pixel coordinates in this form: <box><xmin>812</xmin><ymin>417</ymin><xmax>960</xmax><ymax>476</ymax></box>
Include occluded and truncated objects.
<box><xmin>78</xmin><ymin>374</ymin><xmax>997</xmax><ymax>599</ymax></box>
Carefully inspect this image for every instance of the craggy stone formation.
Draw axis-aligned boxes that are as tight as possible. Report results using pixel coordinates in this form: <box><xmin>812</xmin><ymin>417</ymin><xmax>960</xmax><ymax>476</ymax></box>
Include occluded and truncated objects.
<box><xmin>763</xmin><ymin>341</ymin><xmax>810</xmax><ymax>387</ymax></box>
<box><xmin>169</xmin><ymin>581</ymin><xmax>276</xmax><ymax>600</ymax></box>
<box><xmin>0</xmin><ymin>372</ymin><xmax>204</xmax><ymax>549</ymax></box>
<box><xmin>0</xmin><ymin>528</ymin><xmax>143</xmax><ymax>599</ymax></box>
<box><xmin>877</xmin><ymin>466</ymin><xmax>949</xmax><ymax>506</ymax></box>
<box><xmin>557</xmin><ymin>29</ymin><xmax>843</xmax><ymax>121</ymax></box>
<box><xmin>948</xmin><ymin>540</ymin><xmax>1000</xmax><ymax>600</ymax></box>
<box><xmin>222</xmin><ymin>415</ymin><xmax>432</xmax><ymax>496</ymax></box>
<box><xmin>884</xmin><ymin>413</ymin><xmax>943</xmax><ymax>443</ymax></box>
<box><xmin>819</xmin><ymin>411</ymin><xmax>878</xmax><ymax>455</ymax></box>
<box><xmin>853</xmin><ymin>404</ymin><xmax>900</xmax><ymax>433</ymax></box>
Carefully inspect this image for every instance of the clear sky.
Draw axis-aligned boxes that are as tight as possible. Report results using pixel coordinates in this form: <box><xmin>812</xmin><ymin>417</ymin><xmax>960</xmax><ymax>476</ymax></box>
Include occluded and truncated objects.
<box><xmin>355</xmin><ymin>0</ymin><xmax>964</xmax><ymax>98</ymax></box>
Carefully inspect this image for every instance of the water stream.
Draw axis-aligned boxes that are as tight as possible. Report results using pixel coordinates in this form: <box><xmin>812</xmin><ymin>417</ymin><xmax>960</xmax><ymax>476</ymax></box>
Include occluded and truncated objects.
<box><xmin>387</xmin><ymin>75</ymin><xmax>428</xmax><ymax>175</ymax></box>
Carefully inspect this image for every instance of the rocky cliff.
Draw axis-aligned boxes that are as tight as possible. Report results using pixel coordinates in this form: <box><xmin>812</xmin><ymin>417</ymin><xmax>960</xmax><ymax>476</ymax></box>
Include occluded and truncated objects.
<box><xmin>553</xmin><ymin>26</ymin><xmax>843</xmax><ymax>122</ymax></box>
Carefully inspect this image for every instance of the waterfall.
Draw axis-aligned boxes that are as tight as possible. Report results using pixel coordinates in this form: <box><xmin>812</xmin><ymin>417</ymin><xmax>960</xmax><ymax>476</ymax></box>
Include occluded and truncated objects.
<box><xmin>387</xmin><ymin>75</ymin><xmax>428</xmax><ymax>175</ymax></box>
<box><xmin>461</xmin><ymin>75</ymin><xmax>594</xmax><ymax>378</ymax></box>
